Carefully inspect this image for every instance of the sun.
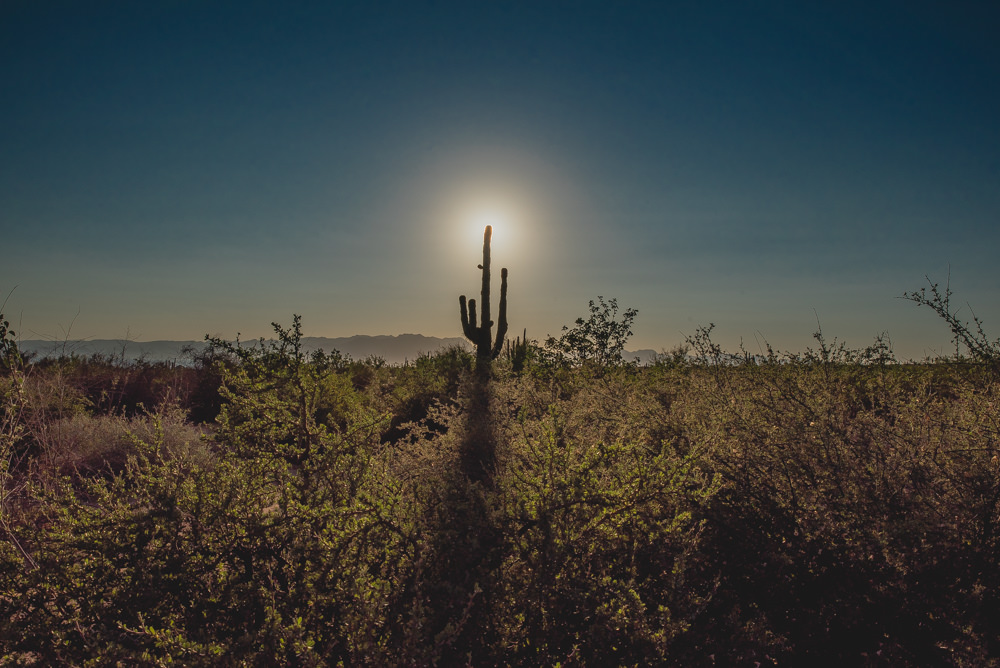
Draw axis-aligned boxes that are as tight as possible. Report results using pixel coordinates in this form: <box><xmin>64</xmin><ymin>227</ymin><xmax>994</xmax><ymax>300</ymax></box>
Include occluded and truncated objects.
<box><xmin>466</xmin><ymin>206</ymin><xmax>513</xmax><ymax>253</ymax></box>
<box><xmin>444</xmin><ymin>195</ymin><xmax>530</xmax><ymax>265</ymax></box>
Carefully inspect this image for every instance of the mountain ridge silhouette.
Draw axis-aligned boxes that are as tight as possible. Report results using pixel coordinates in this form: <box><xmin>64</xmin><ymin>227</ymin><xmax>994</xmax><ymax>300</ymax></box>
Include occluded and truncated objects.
<box><xmin>18</xmin><ymin>334</ymin><xmax>660</xmax><ymax>366</ymax></box>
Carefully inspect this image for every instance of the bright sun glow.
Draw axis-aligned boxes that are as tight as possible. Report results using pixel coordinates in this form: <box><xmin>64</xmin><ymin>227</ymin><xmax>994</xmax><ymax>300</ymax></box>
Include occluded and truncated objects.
<box><xmin>440</xmin><ymin>189</ymin><xmax>538</xmax><ymax>272</ymax></box>
<box><xmin>476</xmin><ymin>208</ymin><xmax>505</xmax><ymax>228</ymax></box>
<box><xmin>466</xmin><ymin>205</ymin><xmax>516</xmax><ymax>255</ymax></box>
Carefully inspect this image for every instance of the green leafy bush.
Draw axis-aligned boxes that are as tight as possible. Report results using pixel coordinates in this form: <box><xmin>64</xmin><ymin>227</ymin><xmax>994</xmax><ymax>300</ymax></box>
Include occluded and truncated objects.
<box><xmin>2</xmin><ymin>308</ymin><xmax>1000</xmax><ymax>665</ymax></box>
<box><xmin>903</xmin><ymin>274</ymin><xmax>1000</xmax><ymax>363</ymax></box>
<box><xmin>543</xmin><ymin>297</ymin><xmax>639</xmax><ymax>368</ymax></box>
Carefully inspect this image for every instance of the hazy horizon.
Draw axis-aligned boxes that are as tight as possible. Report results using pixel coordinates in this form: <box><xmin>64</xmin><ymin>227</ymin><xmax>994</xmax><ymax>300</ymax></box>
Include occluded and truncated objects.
<box><xmin>3</xmin><ymin>2</ymin><xmax>998</xmax><ymax>361</ymax></box>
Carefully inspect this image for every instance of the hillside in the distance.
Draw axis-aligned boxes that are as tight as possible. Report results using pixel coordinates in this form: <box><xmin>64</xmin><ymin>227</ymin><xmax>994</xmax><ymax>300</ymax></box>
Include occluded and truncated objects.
<box><xmin>18</xmin><ymin>335</ymin><xmax>469</xmax><ymax>366</ymax></box>
<box><xmin>18</xmin><ymin>335</ymin><xmax>659</xmax><ymax>366</ymax></box>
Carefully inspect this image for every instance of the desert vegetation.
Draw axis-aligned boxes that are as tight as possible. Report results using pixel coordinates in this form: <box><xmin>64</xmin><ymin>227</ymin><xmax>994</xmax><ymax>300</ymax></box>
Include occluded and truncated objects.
<box><xmin>1</xmin><ymin>278</ymin><xmax>999</xmax><ymax>665</ymax></box>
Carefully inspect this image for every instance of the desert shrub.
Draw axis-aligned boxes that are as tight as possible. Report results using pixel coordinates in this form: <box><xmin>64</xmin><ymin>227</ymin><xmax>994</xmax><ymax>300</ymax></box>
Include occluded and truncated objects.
<box><xmin>490</xmin><ymin>405</ymin><xmax>719</xmax><ymax>665</ymax></box>
<box><xmin>651</xmin><ymin>343</ymin><xmax>692</xmax><ymax>370</ymax></box>
<box><xmin>0</xmin><ymin>316</ymin><xmax>415</xmax><ymax>664</ymax></box>
<box><xmin>543</xmin><ymin>296</ymin><xmax>639</xmax><ymax>369</ymax></box>
<box><xmin>29</xmin><ymin>354</ymin><xmax>197</xmax><ymax>418</ymax></box>
<box><xmin>4</xmin><ymin>307</ymin><xmax>1000</xmax><ymax>664</ymax></box>
<box><xmin>30</xmin><ymin>408</ymin><xmax>210</xmax><ymax>480</ymax></box>
<box><xmin>0</xmin><ymin>307</ymin><xmax>36</xmax><ymax>582</ymax></box>
<box><xmin>378</xmin><ymin>345</ymin><xmax>473</xmax><ymax>443</ymax></box>
<box><xmin>1</xmin><ymin>310</ymin><xmax>27</xmax><ymax>549</ymax></box>
<box><xmin>672</xmin><ymin>329</ymin><xmax>1000</xmax><ymax>665</ymax></box>
<box><xmin>0</xmin><ymin>312</ymin><xmax>18</xmax><ymax>372</ymax></box>
<box><xmin>346</xmin><ymin>353</ymin><xmax>387</xmax><ymax>392</ymax></box>
<box><xmin>181</xmin><ymin>344</ymin><xmax>235</xmax><ymax>424</ymax></box>
<box><xmin>1</xmin><ymin>424</ymin><xmax>411</xmax><ymax>663</ymax></box>
<box><xmin>207</xmin><ymin>316</ymin><xmax>368</xmax><ymax>463</ymax></box>
<box><xmin>904</xmin><ymin>275</ymin><xmax>1000</xmax><ymax>363</ymax></box>
<box><xmin>21</xmin><ymin>371</ymin><xmax>92</xmax><ymax>424</ymax></box>
<box><xmin>310</xmin><ymin>366</ymin><xmax>363</xmax><ymax>433</ymax></box>
<box><xmin>369</xmin><ymin>363</ymin><xmax>720</xmax><ymax>665</ymax></box>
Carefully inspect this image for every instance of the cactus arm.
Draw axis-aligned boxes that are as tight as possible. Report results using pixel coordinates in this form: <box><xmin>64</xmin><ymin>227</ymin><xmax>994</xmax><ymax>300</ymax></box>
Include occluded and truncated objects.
<box><xmin>468</xmin><ymin>299</ymin><xmax>479</xmax><ymax>344</ymax></box>
<box><xmin>460</xmin><ymin>295</ymin><xmax>477</xmax><ymax>341</ymax></box>
<box><xmin>491</xmin><ymin>267</ymin><xmax>508</xmax><ymax>359</ymax></box>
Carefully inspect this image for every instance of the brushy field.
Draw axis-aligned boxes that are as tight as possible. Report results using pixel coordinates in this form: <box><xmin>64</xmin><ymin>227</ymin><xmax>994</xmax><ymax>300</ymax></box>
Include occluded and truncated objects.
<box><xmin>1</xmin><ymin>307</ymin><xmax>999</xmax><ymax>666</ymax></box>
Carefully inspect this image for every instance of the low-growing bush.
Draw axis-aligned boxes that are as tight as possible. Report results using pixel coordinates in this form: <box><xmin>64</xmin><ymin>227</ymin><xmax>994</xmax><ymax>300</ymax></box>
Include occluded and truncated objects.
<box><xmin>31</xmin><ymin>408</ymin><xmax>210</xmax><ymax>479</ymax></box>
<box><xmin>2</xmin><ymin>306</ymin><xmax>1000</xmax><ymax>665</ymax></box>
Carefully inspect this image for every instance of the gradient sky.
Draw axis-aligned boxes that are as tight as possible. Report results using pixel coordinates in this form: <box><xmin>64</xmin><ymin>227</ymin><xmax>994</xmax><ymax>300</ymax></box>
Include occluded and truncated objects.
<box><xmin>3</xmin><ymin>1</ymin><xmax>999</xmax><ymax>360</ymax></box>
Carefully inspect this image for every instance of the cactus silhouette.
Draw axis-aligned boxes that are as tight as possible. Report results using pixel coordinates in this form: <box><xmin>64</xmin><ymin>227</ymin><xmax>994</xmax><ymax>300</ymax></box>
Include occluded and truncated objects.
<box><xmin>504</xmin><ymin>328</ymin><xmax>530</xmax><ymax>373</ymax></box>
<box><xmin>459</xmin><ymin>225</ymin><xmax>508</xmax><ymax>364</ymax></box>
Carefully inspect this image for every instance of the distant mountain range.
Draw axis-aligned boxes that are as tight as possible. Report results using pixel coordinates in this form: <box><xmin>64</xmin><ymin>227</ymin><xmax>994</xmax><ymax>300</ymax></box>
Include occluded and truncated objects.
<box><xmin>18</xmin><ymin>335</ymin><xmax>471</xmax><ymax>366</ymax></box>
<box><xmin>18</xmin><ymin>335</ymin><xmax>660</xmax><ymax>366</ymax></box>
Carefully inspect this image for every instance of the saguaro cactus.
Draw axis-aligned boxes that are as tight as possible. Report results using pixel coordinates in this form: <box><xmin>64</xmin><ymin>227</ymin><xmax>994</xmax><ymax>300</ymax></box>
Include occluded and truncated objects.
<box><xmin>459</xmin><ymin>225</ymin><xmax>508</xmax><ymax>363</ymax></box>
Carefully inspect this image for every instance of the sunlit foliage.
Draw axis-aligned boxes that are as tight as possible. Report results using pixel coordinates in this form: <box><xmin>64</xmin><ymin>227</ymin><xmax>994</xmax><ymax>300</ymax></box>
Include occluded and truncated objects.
<box><xmin>1</xmin><ymin>301</ymin><xmax>999</xmax><ymax>665</ymax></box>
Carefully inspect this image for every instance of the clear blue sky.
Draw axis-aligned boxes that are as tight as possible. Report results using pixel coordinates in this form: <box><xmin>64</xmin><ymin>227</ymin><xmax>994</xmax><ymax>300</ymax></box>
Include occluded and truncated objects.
<box><xmin>2</xmin><ymin>1</ymin><xmax>998</xmax><ymax>360</ymax></box>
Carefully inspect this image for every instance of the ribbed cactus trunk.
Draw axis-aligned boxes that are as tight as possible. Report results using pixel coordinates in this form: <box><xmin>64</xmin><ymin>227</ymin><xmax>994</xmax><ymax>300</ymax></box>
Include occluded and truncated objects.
<box><xmin>455</xmin><ymin>224</ymin><xmax>509</xmax><ymax>481</ymax></box>
<box><xmin>459</xmin><ymin>225</ymin><xmax>508</xmax><ymax>370</ymax></box>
